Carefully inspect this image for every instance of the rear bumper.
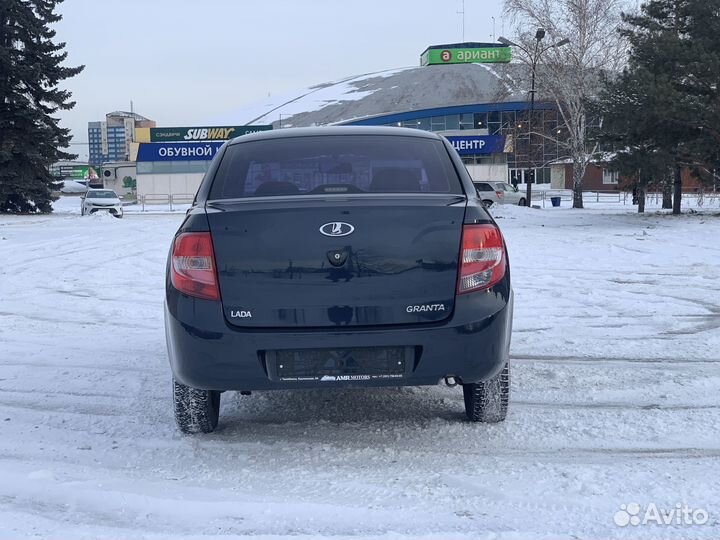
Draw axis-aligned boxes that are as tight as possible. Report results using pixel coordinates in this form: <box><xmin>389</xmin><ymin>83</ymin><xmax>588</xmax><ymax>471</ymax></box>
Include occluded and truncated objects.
<box><xmin>165</xmin><ymin>284</ymin><xmax>513</xmax><ymax>391</ymax></box>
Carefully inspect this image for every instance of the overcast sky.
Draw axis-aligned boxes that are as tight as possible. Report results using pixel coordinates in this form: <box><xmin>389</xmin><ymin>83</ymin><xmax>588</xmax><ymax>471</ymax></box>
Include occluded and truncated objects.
<box><xmin>54</xmin><ymin>0</ymin><xmax>506</xmax><ymax>160</ymax></box>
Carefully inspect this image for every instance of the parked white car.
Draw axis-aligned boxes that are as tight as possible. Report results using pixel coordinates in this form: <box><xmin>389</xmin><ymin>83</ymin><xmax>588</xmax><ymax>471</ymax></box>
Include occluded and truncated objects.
<box><xmin>474</xmin><ymin>181</ymin><xmax>527</xmax><ymax>206</ymax></box>
<box><xmin>81</xmin><ymin>189</ymin><xmax>123</xmax><ymax>218</ymax></box>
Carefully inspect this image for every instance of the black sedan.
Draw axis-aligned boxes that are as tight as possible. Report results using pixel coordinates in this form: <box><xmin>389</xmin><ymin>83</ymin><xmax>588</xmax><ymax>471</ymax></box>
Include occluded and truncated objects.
<box><xmin>165</xmin><ymin>127</ymin><xmax>513</xmax><ymax>433</ymax></box>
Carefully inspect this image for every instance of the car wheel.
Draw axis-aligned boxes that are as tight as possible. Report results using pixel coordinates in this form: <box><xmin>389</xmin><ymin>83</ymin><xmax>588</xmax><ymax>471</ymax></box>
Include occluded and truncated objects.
<box><xmin>482</xmin><ymin>200</ymin><xmax>494</xmax><ymax>208</ymax></box>
<box><xmin>113</xmin><ymin>213</ymin><xmax>123</xmax><ymax>219</ymax></box>
<box><xmin>462</xmin><ymin>362</ymin><xmax>509</xmax><ymax>423</ymax></box>
<box><xmin>173</xmin><ymin>378</ymin><xmax>221</xmax><ymax>434</ymax></box>
<box><xmin>518</xmin><ymin>198</ymin><xmax>526</xmax><ymax>206</ymax></box>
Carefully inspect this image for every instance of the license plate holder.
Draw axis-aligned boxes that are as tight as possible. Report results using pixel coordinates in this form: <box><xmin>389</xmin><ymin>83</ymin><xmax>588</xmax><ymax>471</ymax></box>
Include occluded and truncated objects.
<box><xmin>265</xmin><ymin>346</ymin><xmax>414</xmax><ymax>382</ymax></box>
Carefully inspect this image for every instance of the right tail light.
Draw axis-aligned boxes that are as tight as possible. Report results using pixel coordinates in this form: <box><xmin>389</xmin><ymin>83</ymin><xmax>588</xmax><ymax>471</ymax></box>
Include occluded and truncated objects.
<box><xmin>457</xmin><ymin>224</ymin><xmax>507</xmax><ymax>294</ymax></box>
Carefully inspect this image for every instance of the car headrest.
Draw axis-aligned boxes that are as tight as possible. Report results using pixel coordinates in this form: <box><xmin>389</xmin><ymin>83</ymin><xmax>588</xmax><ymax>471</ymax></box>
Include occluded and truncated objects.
<box><xmin>369</xmin><ymin>168</ymin><xmax>421</xmax><ymax>192</ymax></box>
<box><xmin>253</xmin><ymin>181</ymin><xmax>300</xmax><ymax>197</ymax></box>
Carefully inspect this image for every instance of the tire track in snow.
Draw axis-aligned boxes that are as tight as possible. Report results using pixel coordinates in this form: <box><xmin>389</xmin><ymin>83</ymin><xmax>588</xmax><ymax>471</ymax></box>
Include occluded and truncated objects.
<box><xmin>511</xmin><ymin>354</ymin><xmax>720</xmax><ymax>365</ymax></box>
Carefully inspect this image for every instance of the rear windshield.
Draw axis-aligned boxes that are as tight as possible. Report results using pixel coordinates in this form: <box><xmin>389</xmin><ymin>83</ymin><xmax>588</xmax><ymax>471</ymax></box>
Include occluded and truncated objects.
<box><xmin>208</xmin><ymin>135</ymin><xmax>462</xmax><ymax>199</ymax></box>
<box><xmin>474</xmin><ymin>182</ymin><xmax>493</xmax><ymax>191</ymax></box>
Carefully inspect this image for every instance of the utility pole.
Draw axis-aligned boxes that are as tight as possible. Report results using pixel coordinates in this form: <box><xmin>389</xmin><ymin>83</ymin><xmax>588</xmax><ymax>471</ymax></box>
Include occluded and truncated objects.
<box><xmin>457</xmin><ymin>0</ymin><xmax>465</xmax><ymax>41</ymax></box>
<box><xmin>527</xmin><ymin>29</ymin><xmax>544</xmax><ymax>208</ymax></box>
<box><xmin>498</xmin><ymin>32</ymin><xmax>570</xmax><ymax>207</ymax></box>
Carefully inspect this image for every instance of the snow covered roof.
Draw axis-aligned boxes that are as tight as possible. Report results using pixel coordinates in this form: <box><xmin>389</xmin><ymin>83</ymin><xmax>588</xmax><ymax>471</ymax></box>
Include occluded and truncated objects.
<box><xmin>218</xmin><ymin>63</ymin><xmax>547</xmax><ymax>128</ymax></box>
<box><xmin>106</xmin><ymin>111</ymin><xmax>152</xmax><ymax>122</ymax></box>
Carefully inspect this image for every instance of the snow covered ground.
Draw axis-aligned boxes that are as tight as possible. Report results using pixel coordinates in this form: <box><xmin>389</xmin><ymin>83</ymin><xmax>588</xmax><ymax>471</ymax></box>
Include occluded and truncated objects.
<box><xmin>0</xmin><ymin>197</ymin><xmax>718</xmax><ymax>539</ymax></box>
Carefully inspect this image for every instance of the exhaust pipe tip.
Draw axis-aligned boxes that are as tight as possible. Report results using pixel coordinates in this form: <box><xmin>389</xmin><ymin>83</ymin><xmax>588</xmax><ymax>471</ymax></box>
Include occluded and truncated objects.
<box><xmin>444</xmin><ymin>376</ymin><xmax>458</xmax><ymax>387</ymax></box>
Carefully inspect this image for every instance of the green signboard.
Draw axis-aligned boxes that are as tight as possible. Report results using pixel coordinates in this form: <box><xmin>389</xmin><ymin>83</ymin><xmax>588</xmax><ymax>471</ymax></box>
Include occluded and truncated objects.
<box><xmin>422</xmin><ymin>47</ymin><xmax>511</xmax><ymax>66</ymax></box>
<box><xmin>149</xmin><ymin>125</ymin><xmax>272</xmax><ymax>142</ymax></box>
<box><xmin>67</xmin><ymin>166</ymin><xmax>98</xmax><ymax>180</ymax></box>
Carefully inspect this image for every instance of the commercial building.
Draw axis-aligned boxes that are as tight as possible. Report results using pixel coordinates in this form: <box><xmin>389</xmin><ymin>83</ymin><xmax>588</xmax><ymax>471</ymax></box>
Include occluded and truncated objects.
<box><xmin>134</xmin><ymin>125</ymin><xmax>271</xmax><ymax>198</ymax></box>
<box><xmin>216</xmin><ymin>42</ymin><xmax>619</xmax><ymax>191</ymax></box>
<box><xmin>88</xmin><ymin>111</ymin><xmax>156</xmax><ymax>166</ymax></box>
<box><xmin>132</xmin><ymin>42</ymin><xmax>628</xmax><ymax>198</ymax></box>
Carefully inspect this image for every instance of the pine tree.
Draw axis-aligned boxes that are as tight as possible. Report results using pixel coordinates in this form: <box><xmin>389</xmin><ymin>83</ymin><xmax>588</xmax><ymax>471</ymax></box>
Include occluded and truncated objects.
<box><xmin>598</xmin><ymin>0</ymin><xmax>720</xmax><ymax>214</ymax></box>
<box><xmin>0</xmin><ymin>0</ymin><xmax>83</xmax><ymax>213</ymax></box>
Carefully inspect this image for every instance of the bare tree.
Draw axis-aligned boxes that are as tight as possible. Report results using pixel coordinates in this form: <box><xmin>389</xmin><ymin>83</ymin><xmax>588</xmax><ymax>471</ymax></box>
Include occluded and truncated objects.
<box><xmin>503</xmin><ymin>0</ymin><xmax>629</xmax><ymax>208</ymax></box>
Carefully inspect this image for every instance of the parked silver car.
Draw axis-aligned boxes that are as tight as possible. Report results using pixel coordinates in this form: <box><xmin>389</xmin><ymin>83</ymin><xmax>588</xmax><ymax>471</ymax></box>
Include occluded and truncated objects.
<box><xmin>474</xmin><ymin>181</ymin><xmax>526</xmax><ymax>206</ymax></box>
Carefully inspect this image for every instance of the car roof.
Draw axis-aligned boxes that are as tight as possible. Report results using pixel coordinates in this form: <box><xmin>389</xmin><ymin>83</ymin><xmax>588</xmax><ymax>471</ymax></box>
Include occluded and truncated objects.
<box><xmin>227</xmin><ymin>126</ymin><xmax>444</xmax><ymax>146</ymax></box>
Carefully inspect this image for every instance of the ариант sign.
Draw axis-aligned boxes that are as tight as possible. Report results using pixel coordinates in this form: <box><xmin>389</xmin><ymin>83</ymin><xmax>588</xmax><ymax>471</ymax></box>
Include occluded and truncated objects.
<box><xmin>421</xmin><ymin>43</ymin><xmax>511</xmax><ymax>66</ymax></box>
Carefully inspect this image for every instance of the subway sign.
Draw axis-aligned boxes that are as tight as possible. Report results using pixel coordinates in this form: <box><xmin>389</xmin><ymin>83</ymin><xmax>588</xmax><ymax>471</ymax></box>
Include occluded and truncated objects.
<box><xmin>148</xmin><ymin>125</ymin><xmax>272</xmax><ymax>142</ymax></box>
<box><xmin>422</xmin><ymin>47</ymin><xmax>511</xmax><ymax>66</ymax></box>
<box><xmin>446</xmin><ymin>135</ymin><xmax>506</xmax><ymax>155</ymax></box>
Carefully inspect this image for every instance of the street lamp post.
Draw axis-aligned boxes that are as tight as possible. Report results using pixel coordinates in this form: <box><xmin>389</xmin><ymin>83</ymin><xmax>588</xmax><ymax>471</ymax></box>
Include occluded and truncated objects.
<box><xmin>498</xmin><ymin>32</ymin><xmax>570</xmax><ymax>207</ymax></box>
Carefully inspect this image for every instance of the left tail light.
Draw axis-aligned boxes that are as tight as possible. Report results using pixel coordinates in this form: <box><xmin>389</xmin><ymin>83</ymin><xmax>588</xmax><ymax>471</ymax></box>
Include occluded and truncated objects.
<box><xmin>457</xmin><ymin>224</ymin><xmax>507</xmax><ymax>294</ymax></box>
<box><xmin>496</xmin><ymin>190</ymin><xmax>504</xmax><ymax>199</ymax></box>
<box><xmin>170</xmin><ymin>232</ymin><xmax>220</xmax><ymax>301</ymax></box>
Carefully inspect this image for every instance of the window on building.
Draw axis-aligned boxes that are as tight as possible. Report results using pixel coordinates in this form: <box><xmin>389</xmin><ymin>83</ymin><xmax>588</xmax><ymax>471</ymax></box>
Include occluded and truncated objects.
<box><xmin>459</xmin><ymin>114</ymin><xmax>474</xmax><ymax>130</ymax></box>
<box><xmin>603</xmin><ymin>169</ymin><xmax>619</xmax><ymax>184</ymax></box>
<box><xmin>487</xmin><ymin>111</ymin><xmax>501</xmax><ymax>134</ymax></box>
<box><xmin>473</xmin><ymin>112</ymin><xmax>488</xmax><ymax>129</ymax></box>
<box><xmin>430</xmin><ymin>116</ymin><xmax>446</xmax><ymax>131</ymax></box>
<box><xmin>444</xmin><ymin>115</ymin><xmax>460</xmax><ymax>130</ymax></box>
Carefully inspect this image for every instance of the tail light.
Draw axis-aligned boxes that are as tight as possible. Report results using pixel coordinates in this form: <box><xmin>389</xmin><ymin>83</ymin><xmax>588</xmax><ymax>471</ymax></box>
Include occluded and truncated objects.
<box><xmin>457</xmin><ymin>224</ymin><xmax>507</xmax><ymax>294</ymax></box>
<box><xmin>170</xmin><ymin>232</ymin><xmax>220</xmax><ymax>301</ymax></box>
<box><xmin>496</xmin><ymin>190</ymin><xmax>504</xmax><ymax>199</ymax></box>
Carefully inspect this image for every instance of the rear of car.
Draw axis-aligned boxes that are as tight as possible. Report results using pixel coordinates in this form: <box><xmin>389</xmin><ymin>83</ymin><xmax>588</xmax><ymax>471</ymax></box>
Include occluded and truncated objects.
<box><xmin>473</xmin><ymin>181</ymin><xmax>503</xmax><ymax>207</ymax></box>
<box><xmin>164</xmin><ymin>127</ymin><xmax>513</xmax><ymax>433</ymax></box>
<box><xmin>492</xmin><ymin>182</ymin><xmax>526</xmax><ymax>206</ymax></box>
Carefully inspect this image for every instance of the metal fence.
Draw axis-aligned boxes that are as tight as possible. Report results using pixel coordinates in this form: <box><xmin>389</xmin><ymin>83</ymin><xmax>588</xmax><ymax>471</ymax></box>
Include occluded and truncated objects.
<box><xmin>534</xmin><ymin>189</ymin><xmax>719</xmax><ymax>208</ymax></box>
<box><xmin>533</xmin><ymin>190</ymin><xmax>626</xmax><ymax>207</ymax></box>
<box><xmin>136</xmin><ymin>189</ymin><xmax>719</xmax><ymax>211</ymax></box>
<box><xmin>138</xmin><ymin>193</ymin><xmax>194</xmax><ymax>211</ymax></box>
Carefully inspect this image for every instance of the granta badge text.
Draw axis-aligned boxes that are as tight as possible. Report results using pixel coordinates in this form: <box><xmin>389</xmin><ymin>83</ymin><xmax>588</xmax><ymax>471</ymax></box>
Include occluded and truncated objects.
<box><xmin>406</xmin><ymin>304</ymin><xmax>446</xmax><ymax>313</ymax></box>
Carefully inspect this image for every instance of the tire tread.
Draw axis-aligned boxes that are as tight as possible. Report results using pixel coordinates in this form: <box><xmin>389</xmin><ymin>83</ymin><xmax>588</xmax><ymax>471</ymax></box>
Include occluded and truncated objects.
<box><xmin>462</xmin><ymin>362</ymin><xmax>510</xmax><ymax>422</ymax></box>
<box><xmin>173</xmin><ymin>379</ymin><xmax>220</xmax><ymax>434</ymax></box>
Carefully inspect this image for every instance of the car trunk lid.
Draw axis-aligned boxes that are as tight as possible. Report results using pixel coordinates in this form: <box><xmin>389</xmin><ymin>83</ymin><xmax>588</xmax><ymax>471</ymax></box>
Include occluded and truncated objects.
<box><xmin>207</xmin><ymin>194</ymin><xmax>465</xmax><ymax>328</ymax></box>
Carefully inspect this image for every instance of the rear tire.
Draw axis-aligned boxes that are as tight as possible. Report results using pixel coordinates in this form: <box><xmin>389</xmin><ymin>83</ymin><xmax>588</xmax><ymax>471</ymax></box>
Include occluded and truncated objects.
<box><xmin>518</xmin><ymin>198</ymin><xmax>526</xmax><ymax>206</ymax></box>
<box><xmin>482</xmin><ymin>199</ymin><xmax>494</xmax><ymax>208</ymax></box>
<box><xmin>462</xmin><ymin>362</ymin><xmax>509</xmax><ymax>422</ymax></box>
<box><xmin>173</xmin><ymin>378</ymin><xmax>220</xmax><ymax>434</ymax></box>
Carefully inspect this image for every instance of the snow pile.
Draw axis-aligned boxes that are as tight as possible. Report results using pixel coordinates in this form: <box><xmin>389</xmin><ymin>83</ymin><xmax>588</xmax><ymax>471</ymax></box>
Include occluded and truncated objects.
<box><xmin>59</xmin><ymin>180</ymin><xmax>88</xmax><ymax>194</ymax></box>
